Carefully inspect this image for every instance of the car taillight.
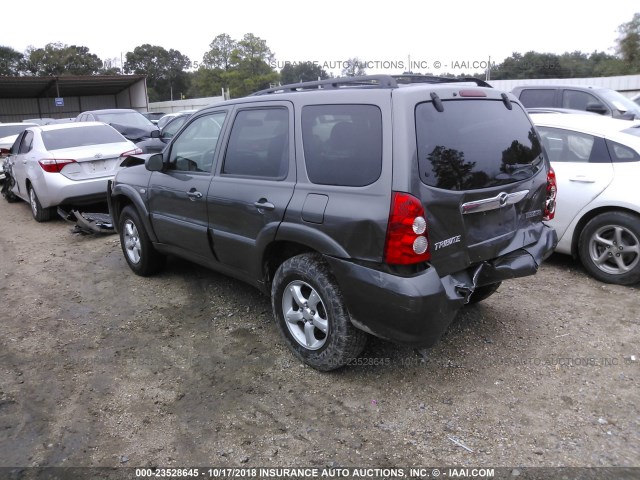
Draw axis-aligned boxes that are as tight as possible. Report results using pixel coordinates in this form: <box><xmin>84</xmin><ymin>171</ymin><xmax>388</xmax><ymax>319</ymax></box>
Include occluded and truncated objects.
<box><xmin>119</xmin><ymin>147</ymin><xmax>143</xmax><ymax>158</ymax></box>
<box><xmin>38</xmin><ymin>158</ymin><xmax>76</xmax><ymax>173</ymax></box>
<box><xmin>384</xmin><ymin>192</ymin><xmax>431</xmax><ymax>264</ymax></box>
<box><xmin>543</xmin><ymin>166</ymin><xmax>557</xmax><ymax>221</ymax></box>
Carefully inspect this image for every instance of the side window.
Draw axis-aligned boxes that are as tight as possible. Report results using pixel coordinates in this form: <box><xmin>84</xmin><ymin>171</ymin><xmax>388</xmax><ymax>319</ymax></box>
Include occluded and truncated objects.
<box><xmin>161</xmin><ymin>115</ymin><xmax>189</xmax><ymax>140</ymax></box>
<box><xmin>169</xmin><ymin>112</ymin><xmax>226</xmax><ymax>172</ymax></box>
<box><xmin>606</xmin><ymin>140</ymin><xmax>640</xmax><ymax>162</ymax></box>
<box><xmin>18</xmin><ymin>131</ymin><xmax>34</xmax><ymax>154</ymax></box>
<box><xmin>301</xmin><ymin>104</ymin><xmax>382</xmax><ymax>187</ymax></box>
<box><xmin>11</xmin><ymin>132</ymin><xmax>25</xmax><ymax>155</ymax></box>
<box><xmin>222</xmin><ymin>108</ymin><xmax>289</xmax><ymax>178</ymax></box>
<box><xmin>537</xmin><ymin>127</ymin><xmax>609</xmax><ymax>163</ymax></box>
<box><xmin>562</xmin><ymin>90</ymin><xmax>606</xmax><ymax>113</ymax></box>
<box><xmin>519</xmin><ymin>89</ymin><xmax>555</xmax><ymax>108</ymax></box>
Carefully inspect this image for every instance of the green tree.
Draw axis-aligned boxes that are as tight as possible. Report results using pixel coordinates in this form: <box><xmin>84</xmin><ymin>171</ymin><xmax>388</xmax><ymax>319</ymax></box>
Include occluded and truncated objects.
<box><xmin>492</xmin><ymin>51</ymin><xmax>564</xmax><ymax>80</ymax></box>
<box><xmin>0</xmin><ymin>46</ymin><xmax>24</xmax><ymax>75</ymax></box>
<box><xmin>616</xmin><ymin>12</ymin><xmax>640</xmax><ymax>72</ymax></box>
<box><xmin>203</xmin><ymin>33</ymin><xmax>236</xmax><ymax>70</ymax></box>
<box><xmin>23</xmin><ymin>43</ymin><xmax>104</xmax><ymax>76</ymax></box>
<box><xmin>280</xmin><ymin>61</ymin><xmax>329</xmax><ymax>84</ymax></box>
<box><xmin>187</xmin><ymin>67</ymin><xmax>227</xmax><ymax>98</ymax></box>
<box><xmin>341</xmin><ymin>57</ymin><xmax>366</xmax><ymax>77</ymax></box>
<box><xmin>196</xmin><ymin>33</ymin><xmax>279</xmax><ymax>98</ymax></box>
<box><xmin>124</xmin><ymin>44</ymin><xmax>191</xmax><ymax>101</ymax></box>
<box><xmin>99</xmin><ymin>57</ymin><xmax>122</xmax><ymax>75</ymax></box>
<box><xmin>588</xmin><ymin>51</ymin><xmax>626</xmax><ymax>76</ymax></box>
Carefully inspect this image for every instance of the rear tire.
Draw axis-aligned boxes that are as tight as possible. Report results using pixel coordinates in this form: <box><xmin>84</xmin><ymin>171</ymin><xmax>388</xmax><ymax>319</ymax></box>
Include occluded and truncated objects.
<box><xmin>467</xmin><ymin>282</ymin><xmax>501</xmax><ymax>305</ymax></box>
<box><xmin>578</xmin><ymin>212</ymin><xmax>640</xmax><ymax>285</ymax></box>
<box><xmin>28</xmin><ymin>186</ymin><xmax>53</xmax><ymax>222</ymax></box>
<box><xmin>118</xmin><ymin>205</ymin><xmax>165</xmax><ymax>276</ymax></box>
<box><xmin>271</xmin><ymin>253</ymin><xmax>368</xmax><ymax>371</ymax></box>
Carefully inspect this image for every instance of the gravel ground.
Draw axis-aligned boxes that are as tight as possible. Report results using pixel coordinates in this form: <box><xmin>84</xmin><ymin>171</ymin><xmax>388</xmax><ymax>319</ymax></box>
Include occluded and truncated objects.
<box><xmin>0</xmin><ymin>199</ymin><xmax>639</xmax><ymax>473</ymax></box>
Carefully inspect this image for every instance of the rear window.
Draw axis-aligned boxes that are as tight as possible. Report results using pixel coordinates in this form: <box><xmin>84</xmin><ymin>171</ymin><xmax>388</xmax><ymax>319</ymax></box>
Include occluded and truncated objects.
<box><xmin>302</xmin><ymin>104</ymin><xmax>382</xmax><ymax>186</ymax></box>
<box><xmin>42</xmin><ymin>125</ymin><xmax>126</xmax><ymax>150</ymax></box>
<box><xmin>94</xmin><ymin>111</ymin><xmax>153</xmax><ymax>127</ymax></box>
<box><xmin>519</xmin><ymin>89</ymin><xmax>555</xmax><ymax>108</ymax></box>
<box><xmin>416</xmin><ymin>100</ymin><xmax>543</xmax><ymax>190</ymax></box>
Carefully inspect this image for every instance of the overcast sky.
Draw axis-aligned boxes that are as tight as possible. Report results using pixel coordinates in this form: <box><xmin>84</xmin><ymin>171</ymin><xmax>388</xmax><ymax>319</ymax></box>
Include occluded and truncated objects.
<box><xmin>3</xmin><ymin>1</ymin><xmax>638</xmax><ymax>75</ymax></box>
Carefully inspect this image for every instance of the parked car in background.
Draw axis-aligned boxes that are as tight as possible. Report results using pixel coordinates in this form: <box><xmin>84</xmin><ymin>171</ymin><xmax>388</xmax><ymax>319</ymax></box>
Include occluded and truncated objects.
<box><xmin>513</xmin><ymin>85</ymin><xmax>640</xmax><ymax>120</ymax></box>
<box><xmin>141</xmin><ymin>111</ymin><xmax>166</xmax><ymax>125</ymax></box>
<box><xmin>526</xmin><ymin>107</ymin><xmax>598</xmax><ymax>115</ymax></box>
<box><xmin>156</xmin><ymin>110</ymin><xmax>198</xmax><ymax>129</ymax></box>
<box><xmin>108</xmin><ymin>75</ymin><xmax>557</xmax><ymax>370</ymax></box>
<box><xmin>22</xmin><ymin>118</ymin><xmax>57</xmax><ymax>125</ymax></box>
<box><xmin>531</xmin><ymin>112</ymin><xmax>640</xmax><ymax>284</ymax></box>
<box><xmin>136</xmin><ymin>111</ymin><xmax>195</xmax><ymax>154</ymax></box>
<box><xmin>0</xmin><ymin>123</ymin><xmax>39</xmax><ymax>182</ymax></box>
<box><xmin>0</xmin><ymin>123</ymin><xmax>39</xmax><ymax>139</ymax></box>
<box><xmin>1</xmin><ymin>122</ymin><xmax>141</xmax><ymax>222</ymax></box>
<box><xmin>76</xmin><ymin>109</ymin><xmax>163</xmax><ymax>153</ymax></box>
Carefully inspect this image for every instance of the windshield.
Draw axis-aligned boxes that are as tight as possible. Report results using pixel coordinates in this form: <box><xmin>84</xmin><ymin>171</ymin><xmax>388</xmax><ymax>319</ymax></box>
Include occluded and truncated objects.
<box><xmin>416</xmin><ymin>100</ymin><xmax>543</xmax><ymax>190</ymax></box>
<box><xmin>94</xmin><ymin>112</ymin><xmax>154</xmax><ymax>128</ymax></box>
<box><xmin>598</xmin><ymin>90</ymin><xmax>640</xmax><ymax>116</ymax></box>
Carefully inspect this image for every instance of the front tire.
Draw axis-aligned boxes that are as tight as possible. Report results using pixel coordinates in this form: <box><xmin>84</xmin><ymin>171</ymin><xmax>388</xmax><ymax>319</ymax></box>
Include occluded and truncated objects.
<box><xmin>28</xmin><ymin>186</ymin><xmax>53</xmax><ymax>222</ymax></box>
<box><xmin>271</xmin><ymin>253</ymin><xmax>368</xmax><ymax>371</ymax></box>
<box><xmin>578</xmin><ymin>212</ymin><xmax>640</xmax><ymax>285</ymax></box>
<box><xmin>118</xmin><ymin>205</ymin><xmax>165</xmax><ymax>276</ymax></box>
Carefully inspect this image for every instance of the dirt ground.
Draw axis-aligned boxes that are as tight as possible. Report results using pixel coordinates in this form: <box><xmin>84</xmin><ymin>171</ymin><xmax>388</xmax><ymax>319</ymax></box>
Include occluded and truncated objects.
<box><xmin>1</xmin><ymin>198</ymin><xmax>639</xmax><ymax>472</ymax></box>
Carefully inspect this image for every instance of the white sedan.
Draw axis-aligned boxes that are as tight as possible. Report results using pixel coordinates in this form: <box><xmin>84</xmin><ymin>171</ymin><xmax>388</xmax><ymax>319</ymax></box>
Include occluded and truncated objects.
<box><xmin>2</xmin><ymin>122</ymin><xmax>141</xmax><ymax>222</ymax></box>
<box><xmin>531</xmin><ymin>113</ymin><xmax>640</xmax><ymax>285</ymax></box>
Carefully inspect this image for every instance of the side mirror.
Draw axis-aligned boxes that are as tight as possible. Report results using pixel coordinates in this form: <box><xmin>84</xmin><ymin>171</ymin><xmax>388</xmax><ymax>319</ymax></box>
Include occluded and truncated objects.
<box><xmin>586</xmin><ymin>103</ymin><xmax>608</xmax><ymax>115</ymax></box>
<box><xmin>145</xmin><ymin>153</ymin><xmax>165</xmax><ymax>172</ymax></box>
<box><xmin>0</xmin><ymin>148</ymin><xmax>10</xmax><ymax>158</ymax></box>
<box><xmin>150</xmin><ymin>129</ymin><xmax>160</xmax><ymax>139</ymax></box>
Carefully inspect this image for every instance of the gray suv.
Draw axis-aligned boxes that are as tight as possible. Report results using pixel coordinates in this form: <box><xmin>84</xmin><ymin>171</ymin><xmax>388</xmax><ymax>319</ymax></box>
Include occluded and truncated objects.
<box><xmin>108</xmin><ymin>75</ymin><xmax>557</xmax><ymax>370</ymax></box>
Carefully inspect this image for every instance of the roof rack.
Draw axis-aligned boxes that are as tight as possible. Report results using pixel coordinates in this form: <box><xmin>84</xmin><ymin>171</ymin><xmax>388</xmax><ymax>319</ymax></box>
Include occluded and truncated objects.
<box><xmin>392</xmin><ymin>75</ymin><xmax>492</xmax><ymax>88</ymax></box>
<box><xmin>251</xmin><ymin>75</ymin><xmax>398</xmax><ymax>95</ymax></box>
<box><xmin>251</xmin><ymin>74</ymin><xmax>493</xmax><ymax>96</ymax></box>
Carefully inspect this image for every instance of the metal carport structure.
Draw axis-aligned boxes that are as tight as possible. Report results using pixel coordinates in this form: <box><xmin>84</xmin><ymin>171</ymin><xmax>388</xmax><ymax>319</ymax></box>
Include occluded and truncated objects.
<box><xmin>0</xmin><ymin>75</ymin><xmax>148</xmax><ymax>122</ymax></box>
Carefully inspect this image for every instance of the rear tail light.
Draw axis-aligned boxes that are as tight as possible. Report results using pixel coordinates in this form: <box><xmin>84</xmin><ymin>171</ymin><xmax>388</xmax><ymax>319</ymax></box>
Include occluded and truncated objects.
<box><xmin>543</xmin><ymin>166</ymin><xmax>557</xmax><ymax>221</ymax></box>
<box><xmin>384</xmin><ymin>192</ymin><xmax>431</xmax><ymax>264</ymax></box>
<box><xmin>119</xmin><ymin>147</ymin><xmax>143</xmax><ymax>158</ymax></box>
<box><xmin>38</xmin><ymin>158</ymin><xmax>76</xmax><ymax>173</ymax></box>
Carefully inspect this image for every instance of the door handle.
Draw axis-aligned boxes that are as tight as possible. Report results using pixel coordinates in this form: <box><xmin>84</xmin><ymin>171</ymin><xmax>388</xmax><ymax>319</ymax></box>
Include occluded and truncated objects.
<box><xmin>569</xmin><ymin>176</ymin><xmax>596</xmax><ymax>183</ymax></box>
<box><xmin>254</xmin><ymin>200</ymin><xmax>275</xmax><ymax>211</ymax></box>
<box><xmin>186</xmin><ymin>190</ymin><xmax>203</xmax><ymax>200</ymax></box>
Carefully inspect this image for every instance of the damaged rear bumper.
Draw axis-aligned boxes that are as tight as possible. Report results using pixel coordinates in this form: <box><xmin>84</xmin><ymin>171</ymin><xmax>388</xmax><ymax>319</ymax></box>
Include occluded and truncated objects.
<box><xmin>325</xmin><ymin>225</ymin><xmax>557</xmax><ymax>347</ymax></box>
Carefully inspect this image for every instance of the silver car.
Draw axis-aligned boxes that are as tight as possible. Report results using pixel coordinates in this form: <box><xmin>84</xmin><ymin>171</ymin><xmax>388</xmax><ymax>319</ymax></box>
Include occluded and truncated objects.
<box><xmin>0</xmin><ymin>123</ymin><xmax>39</xmax><ymax>181</ymax></box>
<box><xmin>3</xmin><ymin>122</ymin><xmax>141</xmax><ymax>222</ymax></box>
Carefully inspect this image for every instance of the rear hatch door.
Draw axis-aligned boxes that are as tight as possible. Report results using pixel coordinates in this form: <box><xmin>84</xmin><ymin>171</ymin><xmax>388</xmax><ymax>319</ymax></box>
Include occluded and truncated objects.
<box><xmin>412</xmin><ymin>90</ymin><xmax>549</xmax><ymax>276</ymax></box>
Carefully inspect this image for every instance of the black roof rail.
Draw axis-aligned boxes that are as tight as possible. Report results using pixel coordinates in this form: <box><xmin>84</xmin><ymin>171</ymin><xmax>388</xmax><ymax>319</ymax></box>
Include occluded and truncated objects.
<box><xmin>251</xmin><ymin>75</ymin><xmax>398</xmax><ymax>95</ymax></box>
<box><xmin>391</xmin><ymin>75</ymin><xmax>493</xmax><ymax>88</ymax></box>
<box><xmin>250</xmin><ymin>74</ymin><xmax>492</xmax><ymax>96</ymax></box>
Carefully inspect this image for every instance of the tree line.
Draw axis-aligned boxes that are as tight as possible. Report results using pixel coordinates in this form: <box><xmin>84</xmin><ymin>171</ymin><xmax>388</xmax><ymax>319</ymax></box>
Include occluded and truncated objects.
<box><xmin>1</xmin><ymin>13</ymin><xmax>638</xmax><ymax>101</ymax></box>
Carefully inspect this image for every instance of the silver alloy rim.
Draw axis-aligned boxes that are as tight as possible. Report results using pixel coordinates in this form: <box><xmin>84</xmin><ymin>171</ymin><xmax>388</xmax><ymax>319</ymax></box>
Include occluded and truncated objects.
<box><xmin>123</xmin><ymin>219</ymin><xmax>142</xmax><ymax>264</ymax></box>
<box><xmin>281</xmin><ymin>280</ymin><xmax>329</xmax><ymax>350</ymax></box>
<box><xmin>29</xmin><ymin>188</ymin><xmax>38</xmax><ymax>216</ymax></box>
<box><xmin>589</xmin><ymin>224</ymin><xmax>640</xmax><ymax>275</ymax></box>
